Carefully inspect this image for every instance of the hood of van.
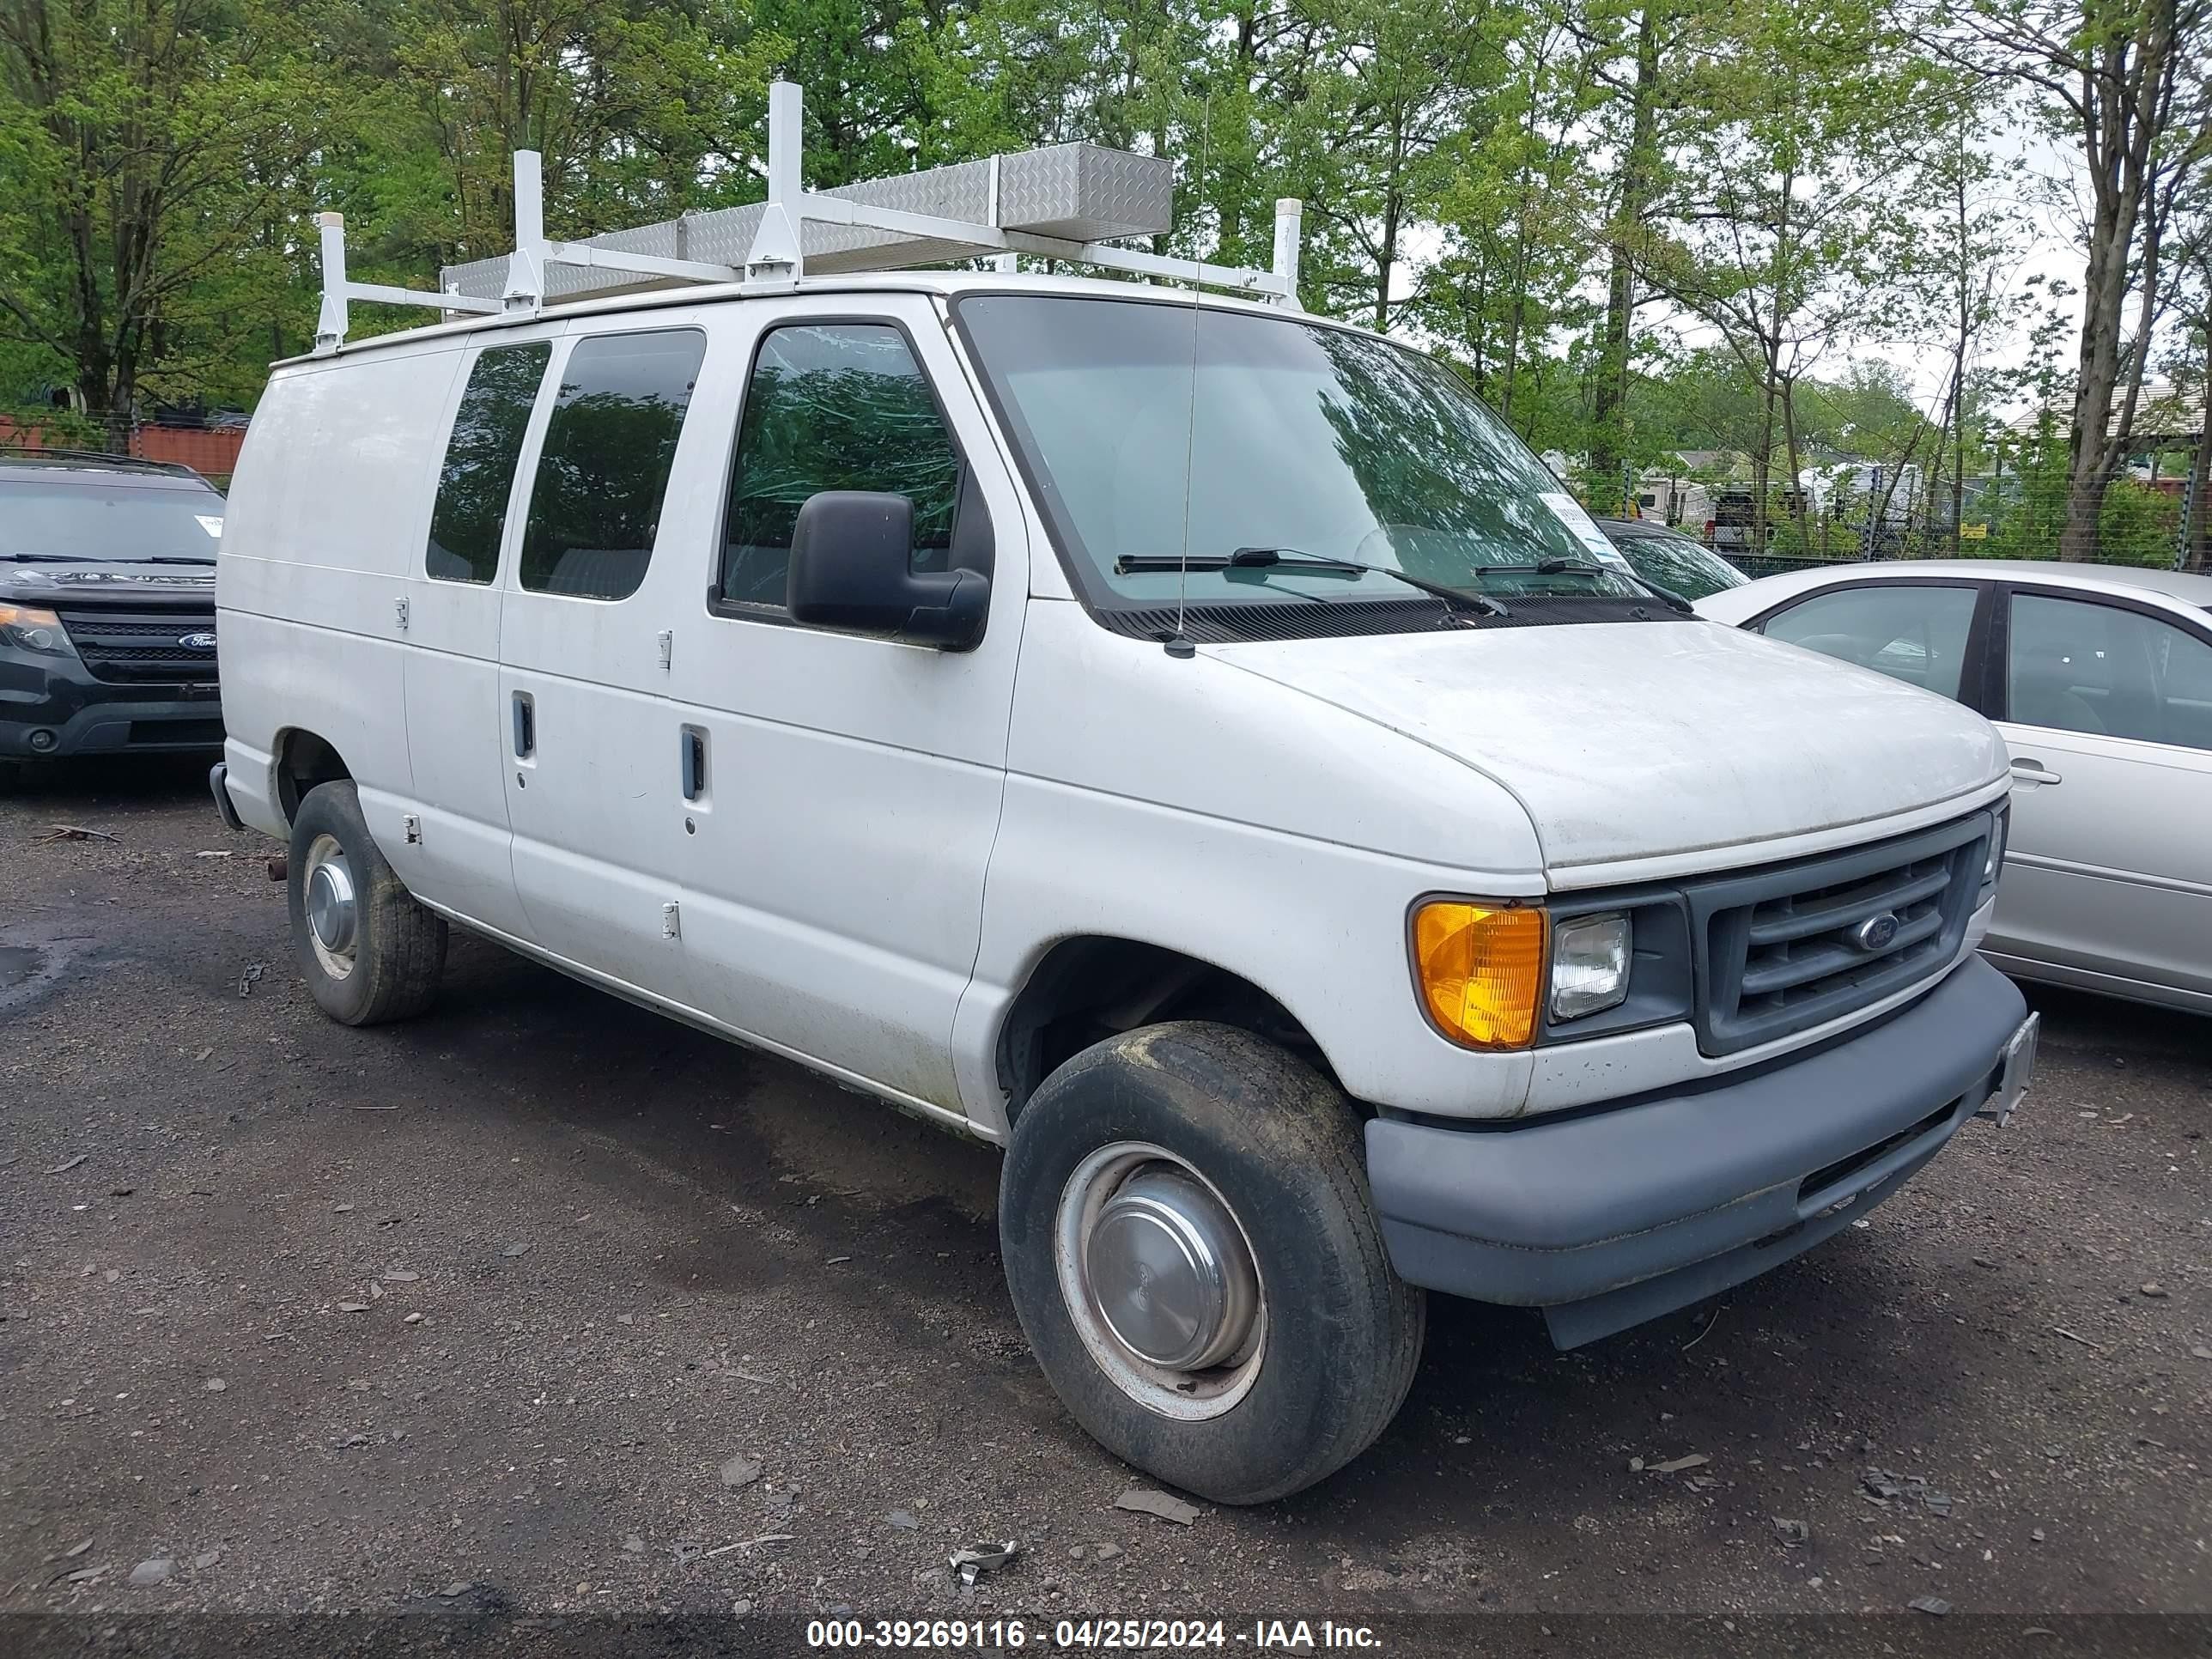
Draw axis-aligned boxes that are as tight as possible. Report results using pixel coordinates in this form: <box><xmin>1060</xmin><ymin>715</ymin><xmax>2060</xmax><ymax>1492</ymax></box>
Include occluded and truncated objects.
<box><xmin>1205</xmin><ymin>617</ymin><xmax>2006</xmax><ymax>877</ymax></box>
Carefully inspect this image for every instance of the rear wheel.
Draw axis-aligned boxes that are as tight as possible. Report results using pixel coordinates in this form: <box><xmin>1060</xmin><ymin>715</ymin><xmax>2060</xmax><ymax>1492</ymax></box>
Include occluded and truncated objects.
<box><xmin>287</xmin><ymin>781</ymin><xmax>446</xmax><ymax>1025</ymax></box>
<box><xmin>1000</xmin><ymin>1022</ymin><xmax>1424</xmax><ymax>1504</ymax></box>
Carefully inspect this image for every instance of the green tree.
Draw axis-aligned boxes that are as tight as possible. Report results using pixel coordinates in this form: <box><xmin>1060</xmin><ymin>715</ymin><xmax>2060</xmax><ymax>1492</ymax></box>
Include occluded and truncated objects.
<box><xmin>0</xmin><ymin>0</ymin><xmax>331</xmax><ymax>438</ymax></box>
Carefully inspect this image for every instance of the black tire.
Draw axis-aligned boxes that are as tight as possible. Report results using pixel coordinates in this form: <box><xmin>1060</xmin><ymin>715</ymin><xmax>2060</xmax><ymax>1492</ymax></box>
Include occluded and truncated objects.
<box><xmin>1000</xmin><ymin>1021</ymin><xmax>1425</xmax><ymax>1504</ymax></box>
<box><xmin>287</xmin><ymin>780</ymin><xmax>447</xmax><ymax>1025</ymax></box>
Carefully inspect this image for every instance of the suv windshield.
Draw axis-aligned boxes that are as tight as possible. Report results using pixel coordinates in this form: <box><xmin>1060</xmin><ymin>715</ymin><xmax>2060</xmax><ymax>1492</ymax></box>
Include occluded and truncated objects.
<box><xmin>1</xmin><ymin>477</ymin><xmax>223</xmax><ymax>562</ymax></box>
<box><xmin>1602</xmin><ymin>524</ymin><xmax>1747</xmax><ymax>600</ymax></box>
<box><xmin>955</xmin><ymin>295</ymin><xmax>1641</xmax><ymax>611</ymax></box>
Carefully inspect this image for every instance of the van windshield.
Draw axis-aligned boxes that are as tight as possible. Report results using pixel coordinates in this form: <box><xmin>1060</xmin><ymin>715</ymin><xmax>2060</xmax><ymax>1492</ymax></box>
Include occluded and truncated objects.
<box><xmin>954</xmin><ymin>295</ymin><xmax>1640</xmax><ymax>612</ymax></box>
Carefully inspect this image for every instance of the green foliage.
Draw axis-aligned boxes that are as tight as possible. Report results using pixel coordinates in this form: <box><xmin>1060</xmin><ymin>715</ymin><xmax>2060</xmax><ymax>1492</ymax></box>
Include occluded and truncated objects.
<box><xmin>0</xmin><ymin>0</ymin><xmax>2197</xmax><ymax>576</ymax></box>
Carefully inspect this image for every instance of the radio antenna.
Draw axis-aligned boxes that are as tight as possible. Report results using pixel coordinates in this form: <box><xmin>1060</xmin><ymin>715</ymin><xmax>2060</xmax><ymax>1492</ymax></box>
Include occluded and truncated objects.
<box><xmin>1164</xmin><ymin>93</ymin><xmax>1212</xmax><ymax>661</ymax></box>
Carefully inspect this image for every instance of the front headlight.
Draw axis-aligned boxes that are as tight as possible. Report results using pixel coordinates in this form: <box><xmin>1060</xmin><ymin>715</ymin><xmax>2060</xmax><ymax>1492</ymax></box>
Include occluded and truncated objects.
<box><xmin>1550</xmin><ymin>912</ymin><xmax>1631</xmax><ymax>1021</ymax></box>
<box><xmin>0</xmin><ymin>600</ymin><xmax>70</xmax><ymax>656</ymax></box>
<box><xmin>1983</xmin><ymin>815</ymin><xmax>2006</xmax><ymax>885</ymax></box>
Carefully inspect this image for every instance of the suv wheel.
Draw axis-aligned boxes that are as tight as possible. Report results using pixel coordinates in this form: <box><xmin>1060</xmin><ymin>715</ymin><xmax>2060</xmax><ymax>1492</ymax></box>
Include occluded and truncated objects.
<box><xmin>1000</xmin><ymin>1022</ymin><xmax>1425</xmax><ymax>1504</ymax></box>
<box><xmin>287</xmin><ymin>781</ymin><xmax>447</xmax><ymax>1025</ymax></box>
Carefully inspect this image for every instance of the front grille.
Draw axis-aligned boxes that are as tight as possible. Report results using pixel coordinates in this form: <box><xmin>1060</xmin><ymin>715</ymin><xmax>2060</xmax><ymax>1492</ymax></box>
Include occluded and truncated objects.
<box><xmin>1690</xmin><ymin>811</ymin><xmax>1991</xmax><ymax>1055</ymax></box>
<box><xmin>52</xmin><ymin>605</ymin><xmax>219</xmax><ymax>684</ymax></box>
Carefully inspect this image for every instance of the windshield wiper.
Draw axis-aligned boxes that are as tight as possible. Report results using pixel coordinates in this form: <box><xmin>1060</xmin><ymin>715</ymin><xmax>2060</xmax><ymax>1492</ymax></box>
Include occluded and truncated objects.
<box><xmin>1468</xmin><ymin>556</ymin><xmax>1694</xmax><ymax>615</ymax></box>
<box><xmin>1115</xmin><ymin>548</ymin><xmax>1508</xmax><ymax>618</ymax></box>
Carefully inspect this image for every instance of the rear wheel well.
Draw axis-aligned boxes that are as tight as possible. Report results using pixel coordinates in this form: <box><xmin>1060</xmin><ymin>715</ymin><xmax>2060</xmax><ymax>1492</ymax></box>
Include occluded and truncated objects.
<box><xmin>998</xmin><ymin>939</ymin><xmax>1329</xmax><ymax>1122</ymax></box>
<box><xmin>274</xmin><ymin>730</ymin><xmax>352</xmax><ymax>823</ymax></box>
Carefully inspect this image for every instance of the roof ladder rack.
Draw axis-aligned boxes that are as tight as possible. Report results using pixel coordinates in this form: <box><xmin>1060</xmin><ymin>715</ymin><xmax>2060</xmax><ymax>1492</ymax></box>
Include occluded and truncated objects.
<box><xmin>313</xmin><ymin>80</ymin><xmax>1301</xmax><ymax>353</ymax></box>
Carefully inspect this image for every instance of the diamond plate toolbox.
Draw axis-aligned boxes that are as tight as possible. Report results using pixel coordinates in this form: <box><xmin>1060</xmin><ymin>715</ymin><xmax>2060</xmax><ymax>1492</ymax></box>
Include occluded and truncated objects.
<box><xmin>441</xmin><ymin>143</ymin><xmax>1174</xmax><ymax>305</ymax></box>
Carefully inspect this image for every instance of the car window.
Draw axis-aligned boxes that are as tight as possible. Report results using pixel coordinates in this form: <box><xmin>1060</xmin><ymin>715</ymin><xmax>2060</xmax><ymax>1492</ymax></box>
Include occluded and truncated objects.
<box><xmin>1760</xmin><ymin>584</ymin><xmax>1978</xmax><ymax>700</ymax></box>
<box><xmin>1610</xmin><ymin>531</ymin><xmax>1746</xmax><ymax>599</ymax></box>
<box><xmin>426</xmin><ymin>341</ymin><xmax>550</xmax><ymax>585</ymax></box>
<box><xmin>2008</xmin><ymin>592</ymin><xmax>2212</xmax><ymax>751</ymax></box>
<box><xmin>720</xmin><ymin>323</ymin><xmax>962</xmax><ymax>610</ymax></box>
<box><xmin>519</xmin><ymin>328</ymin><xmax>705</xmax><ymax>602</ymax></box>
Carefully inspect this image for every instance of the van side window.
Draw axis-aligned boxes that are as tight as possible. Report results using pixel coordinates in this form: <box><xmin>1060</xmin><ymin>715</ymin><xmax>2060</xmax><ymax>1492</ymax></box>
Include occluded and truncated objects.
<box><xmin>519</xmin><ymin>328</ymin><xmax>706</xmax><ymax>602</ymax></box>
<box><xmin>720</xmin><ymin>323</ymin><xmax>962</xmax><ymax>610</ymax></box>
<box><xmin>426</xmin><ymin>341</ymin><xmax>551</xmax><ymax>584</ymax></box>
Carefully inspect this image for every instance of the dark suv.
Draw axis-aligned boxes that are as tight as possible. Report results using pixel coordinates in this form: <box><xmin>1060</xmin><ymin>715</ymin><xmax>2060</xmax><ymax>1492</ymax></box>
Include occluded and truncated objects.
<box><xmin>0</xmin><ymin>451</ymin><xmax>225</xmax><ymax>783</ymax></box>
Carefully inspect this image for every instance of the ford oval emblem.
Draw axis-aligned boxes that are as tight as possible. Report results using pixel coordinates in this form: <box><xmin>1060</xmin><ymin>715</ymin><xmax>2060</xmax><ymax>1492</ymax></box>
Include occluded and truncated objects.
<box><xmin>1851</xmin><ymin>911</ymin><xmax>1900</xmax><ymax>953</ymax></box>
<box><xmin>179</xmin><ymin>631</ymin><xmax>217</xmax><ymax>650</ymax></box>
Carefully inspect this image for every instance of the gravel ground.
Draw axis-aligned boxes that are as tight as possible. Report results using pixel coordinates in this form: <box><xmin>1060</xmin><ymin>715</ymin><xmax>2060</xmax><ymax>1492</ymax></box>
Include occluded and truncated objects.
<box><xmin>2</xmin><ymin>759</ymin><xmax>2207</xmax><ymax>1656</ymax></box>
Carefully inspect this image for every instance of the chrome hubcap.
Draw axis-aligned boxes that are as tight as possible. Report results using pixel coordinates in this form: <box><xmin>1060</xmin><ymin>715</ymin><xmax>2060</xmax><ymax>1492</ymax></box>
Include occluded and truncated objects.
<box><xmin>1088</xmin><ymin>1168</ymin><xmax>1258</xmax><ymax>1370</ymax></box>
<box><xmin>301</xmin><ymin>836</ymin><xmax>358</xmax><ymax>979</ymax></box>
<box><xmin>1056</xmin><ymin>1142</ymin><xmax>1267</xmax><ymax>1420</ymax></box>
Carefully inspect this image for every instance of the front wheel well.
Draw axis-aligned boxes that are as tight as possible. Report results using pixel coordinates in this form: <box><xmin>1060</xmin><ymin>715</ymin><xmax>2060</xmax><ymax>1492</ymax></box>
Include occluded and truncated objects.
<box><xmin>273</xmin><ymin>729</ymin><xmax>352</xmax><ymax>824</ymax></box>
<box><xmin>997</xmin><ymin>938</ymin><xmax>1329</xmax><ymax>1123</ymax></box>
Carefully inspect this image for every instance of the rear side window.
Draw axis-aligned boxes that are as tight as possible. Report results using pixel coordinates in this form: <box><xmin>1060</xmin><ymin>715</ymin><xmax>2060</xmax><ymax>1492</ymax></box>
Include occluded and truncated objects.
<box><xmin>426</xmin><ymin>342</ymin><xmax>551</xmax><ymax>584</ymax></box>
<box><xmin>2008</xmin><ymin>592</ymin><xmax>2212</xmax><ymax>750</ymax></box>
<box><xmin>719</xmin><ymin>323</ymin><xmax>962</xmax><ymax>609</ymax></box>
<box><xmin>520</xmin><ymin>328</ymin><xmax>706</xmax><ymax>601</ymax></box>
<box><xmin>1761</xmin><ymin>584</ymin><xmax>1978</xmax><ymax>701</ymax></box>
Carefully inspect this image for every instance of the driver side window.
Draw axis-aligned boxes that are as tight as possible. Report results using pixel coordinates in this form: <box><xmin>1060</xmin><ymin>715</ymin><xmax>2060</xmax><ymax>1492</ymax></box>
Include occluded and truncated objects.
<box><xmin>719</xmin><ymin>323</ymin><xmax>963</xmax><ymax>611</ymax></box>
<box><xmin>1761</xmin><ymin>584</ymin><xmax>1978</xmax><ymax>701</ymax></box>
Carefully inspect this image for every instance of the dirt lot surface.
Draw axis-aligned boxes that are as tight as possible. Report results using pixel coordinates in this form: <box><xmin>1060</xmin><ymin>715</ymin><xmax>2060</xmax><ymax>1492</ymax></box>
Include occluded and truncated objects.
<box><xmin>3</xmin><ymin>760</ymin><xmax>2208</xmax><ymax>1656</ymax></box>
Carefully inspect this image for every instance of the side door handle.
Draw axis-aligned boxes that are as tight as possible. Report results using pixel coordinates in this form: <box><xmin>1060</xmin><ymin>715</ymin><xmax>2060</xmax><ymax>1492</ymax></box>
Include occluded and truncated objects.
<box><xmin>512</xmin><ymin>691</ymin><xmax>536</xmax><ymax>758</ymax></box>
<box><xmin>2009</xmin><ymin>757</ymin><xmax>2061</xmax><ymax>786</ymax></box>
<box><xmin>680</xmin><ymin>725</ymin><xmax>707</xmax><ymax>802</ymax></box>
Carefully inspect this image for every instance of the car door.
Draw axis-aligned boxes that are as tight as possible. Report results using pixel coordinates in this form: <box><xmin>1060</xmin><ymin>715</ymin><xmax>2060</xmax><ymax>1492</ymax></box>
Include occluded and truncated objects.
<box><xmin>1984</xmin><ymin>584</ymin><xmax>2212</xmax><ymax>1001</ymax></box>
<box><xmin>398</xmin><ymin>333</ymin><xmax>555</xmax><ymax>942</ymax></box>
<box><xmin>497</xmin><ymin>320</ymin><xmax>713</xmax><ymax>1001</ymax></box>
<box><xmin>1752</xmin><ymin>578</ymin><xmax>1991</xmax><ymax>703</ymax></box>
<box><xmin>659</xmin><ymin>298</ymin><xmax>1028</xmax><ymax>1120</ymax></box>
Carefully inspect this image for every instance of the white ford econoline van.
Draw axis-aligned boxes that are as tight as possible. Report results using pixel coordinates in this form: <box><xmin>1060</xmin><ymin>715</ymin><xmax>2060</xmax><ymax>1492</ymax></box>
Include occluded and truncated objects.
<box><xmin>211</xmin><ymin>109</ymin><xmax>2036</xmax><ymax>1503</ymax></box>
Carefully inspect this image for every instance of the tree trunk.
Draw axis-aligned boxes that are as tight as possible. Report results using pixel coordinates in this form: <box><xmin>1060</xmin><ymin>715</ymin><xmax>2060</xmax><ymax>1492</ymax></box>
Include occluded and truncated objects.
<box><xmin>2191</xmin><ymin>319</ymin><xmax>2212</xmax><ymax>571</ymax></box>
<box><xmin>2057</xmin><ymin>0</ymin><xmax>2180</xmax><ymax>561</ymax></box>
<box><xmin>1589</xmin><ymin>6</ymin><xmax>1661</xmax><ymax>513</ymax></box>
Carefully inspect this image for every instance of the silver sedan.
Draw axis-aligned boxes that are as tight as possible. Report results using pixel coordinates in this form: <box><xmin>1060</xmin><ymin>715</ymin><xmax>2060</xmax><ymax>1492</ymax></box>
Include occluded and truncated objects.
<box><xmin>1698</xmin><ymin>560</ymin><xmax>2212</xmax><ymax>1014</ymax></box>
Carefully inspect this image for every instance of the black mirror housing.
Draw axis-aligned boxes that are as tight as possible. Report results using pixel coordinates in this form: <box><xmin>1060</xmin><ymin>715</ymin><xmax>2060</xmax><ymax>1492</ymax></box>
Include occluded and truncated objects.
<box><xmin>786</xmin><ymin>490</ymin><xmax>989</xmax><ymax>650</ymax></box>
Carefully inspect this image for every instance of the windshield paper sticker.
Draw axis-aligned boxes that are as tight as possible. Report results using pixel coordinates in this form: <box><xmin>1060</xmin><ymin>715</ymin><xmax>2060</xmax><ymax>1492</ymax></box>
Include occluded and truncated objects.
<box><xmin>1538</xmin><ymin>493</ymin><xmax>1632</xmax><ymax>568</ymax></box>
<box><xmin>196</xmin><ymin>515</ymin><xmax>224</xmax><ymax>538</ymax></box>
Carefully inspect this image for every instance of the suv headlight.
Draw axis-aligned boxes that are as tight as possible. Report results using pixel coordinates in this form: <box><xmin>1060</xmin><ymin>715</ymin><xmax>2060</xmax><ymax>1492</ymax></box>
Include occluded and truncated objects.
<box><xmin>1551</xmin><ymin>912</ymin><xmax>1631</xmax><ymax>1021</ymax></box>
<box><xmin>1983</xmin><ymin>815</ymin><xmax>2006</xmax><ymax>885</ymax></box>
<box><xmin>0</xmin><ymin>600</ymin><xmax>70</xmax><ymax>657</ymax></box>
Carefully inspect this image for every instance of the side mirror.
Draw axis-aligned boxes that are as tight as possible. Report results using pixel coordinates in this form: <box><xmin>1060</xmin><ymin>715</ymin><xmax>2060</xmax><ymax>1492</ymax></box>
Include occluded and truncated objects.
<box><xmin>787</xmin><ymin>490</ymin><xmax>988</xmax><ymax>651</ymax></box>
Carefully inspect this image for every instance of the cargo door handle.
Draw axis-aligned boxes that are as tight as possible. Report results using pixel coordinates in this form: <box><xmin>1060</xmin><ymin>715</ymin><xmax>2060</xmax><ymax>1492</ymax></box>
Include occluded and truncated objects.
<box><xmin>512</xmin><ymin>692</ymin><xmax>536</xmax><ymax>758</ymax></box>
<box><xmin>2009</xmin><ymin>757</ymin><xmax>2061</xmax><ymax>787</ymax></box>
<box><xmin>680</xmin><ymin>726</ymin><xmax>707</xmax><ymax>802</ymax></box>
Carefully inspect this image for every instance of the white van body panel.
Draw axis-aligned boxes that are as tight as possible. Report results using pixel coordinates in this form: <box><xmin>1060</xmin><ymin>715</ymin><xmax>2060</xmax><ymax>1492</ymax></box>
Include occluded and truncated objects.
<box><xmin>654</xmin><ymin>293</ymin><xmax>1030</xmax><ymax>1114</ymax></box>
<box><xmin>218</xmin><ymin>348</ymin><xmax>466</xmax><ymax>843</ymax></box>
<box><xmin>951</xmin><ymin>595</ymin><xmax>1548</xmax><ymax>1135</ymax></box>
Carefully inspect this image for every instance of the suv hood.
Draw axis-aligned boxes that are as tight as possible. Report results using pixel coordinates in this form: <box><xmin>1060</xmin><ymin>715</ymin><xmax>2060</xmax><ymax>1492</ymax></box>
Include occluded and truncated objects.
<box><xmin>0</xmin><ymin>560</ymin><xmax>217</xmax><ymax>601</ymax></box>
<box><xmin>1206</xmin><ymin>618</ymin><xmax>2006</xmax><ymax>877</ymax></box>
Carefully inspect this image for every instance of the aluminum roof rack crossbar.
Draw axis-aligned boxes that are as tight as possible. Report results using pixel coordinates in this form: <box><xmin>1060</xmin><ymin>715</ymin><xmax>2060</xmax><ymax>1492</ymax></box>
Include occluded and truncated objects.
<box><xmin>313</xmin><ymin>80</ymin><xmax>1302</xmax><ymax>352</ymax></box>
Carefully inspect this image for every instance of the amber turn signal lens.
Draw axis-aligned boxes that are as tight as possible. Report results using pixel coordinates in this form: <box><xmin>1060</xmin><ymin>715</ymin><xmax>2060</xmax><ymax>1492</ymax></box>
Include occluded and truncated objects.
<box><xmin>1412</xmin><ymin>902</ymin><xmax>1547</xmax><ymax>1049</ymax></box>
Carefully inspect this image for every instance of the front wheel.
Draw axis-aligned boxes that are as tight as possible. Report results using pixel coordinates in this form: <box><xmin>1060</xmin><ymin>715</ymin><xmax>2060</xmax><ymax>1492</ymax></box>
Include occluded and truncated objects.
<box><xmin>999</xmin><ymin>1022</ymin><xmax>1425</xmax><ymax>1504</ymax></box>
<box><xmin>287</xmin><ymin>781</ymin><xmax>447</xmax><ymax>1025</ymax></box>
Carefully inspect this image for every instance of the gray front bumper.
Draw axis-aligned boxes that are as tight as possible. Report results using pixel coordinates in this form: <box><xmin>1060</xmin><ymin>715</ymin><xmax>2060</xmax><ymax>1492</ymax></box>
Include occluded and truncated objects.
<box><xmin>1366</xmin><ymin>956</ymin><xmax>2030</xmax><ymax>1348</ymax></box>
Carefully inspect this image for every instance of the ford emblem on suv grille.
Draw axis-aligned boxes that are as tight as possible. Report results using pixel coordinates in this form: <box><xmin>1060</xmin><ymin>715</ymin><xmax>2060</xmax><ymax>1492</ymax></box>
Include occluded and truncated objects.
<box><xmin>1851</xmin><ymin>911</ymin><xmax>1900</xmax><ymax>952</ymax></box>
<box><xmin>179</xmin><ymin>631</ymin><xmax>217</xmax><ymax>650</ymax></box>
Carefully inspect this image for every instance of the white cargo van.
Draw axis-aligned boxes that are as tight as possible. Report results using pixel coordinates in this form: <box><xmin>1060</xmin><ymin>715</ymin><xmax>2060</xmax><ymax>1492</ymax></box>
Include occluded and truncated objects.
<box><xmin>210</xmin><ymin>88</ymin><xmax>2037</xmax><ymax>1503</ymax></box>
